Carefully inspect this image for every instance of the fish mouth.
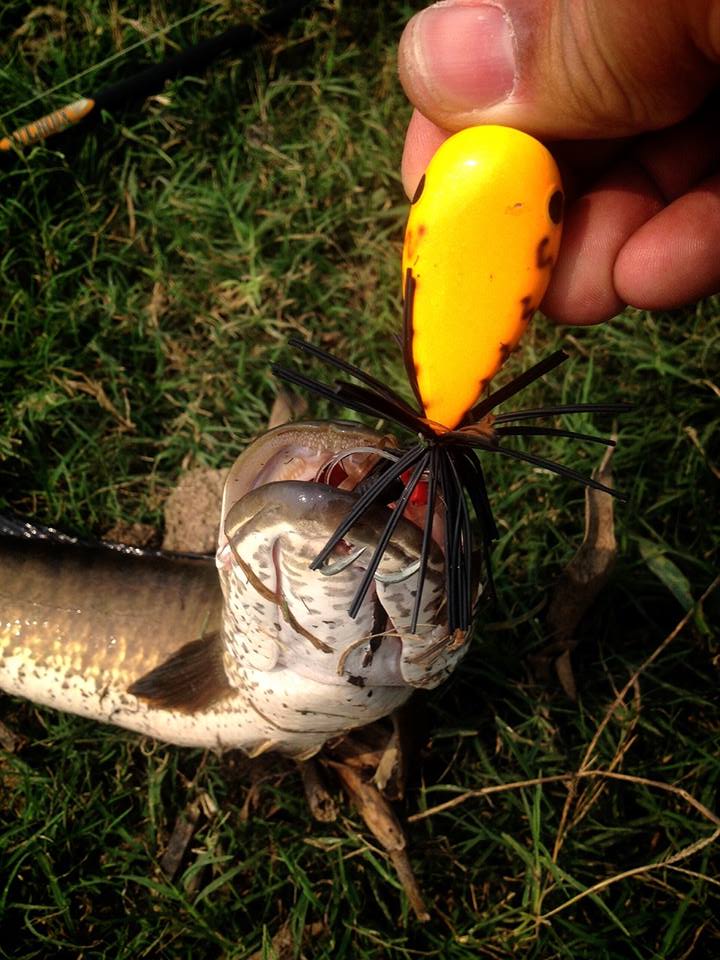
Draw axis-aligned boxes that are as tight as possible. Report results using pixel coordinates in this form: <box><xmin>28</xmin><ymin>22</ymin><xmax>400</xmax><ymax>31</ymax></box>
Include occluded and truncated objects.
<box><xmin>217</xmin><ymin>420</ymin><xmax>445</xmax><ymax>562</ymax></box>
<box><xmin>219</xmin><ymin>422</ymin><xmax>452</xmax><ymax>693</ymax></box>
<box><xmin>235</xmin><ymin>419</ymin><xmax>440</xmax><ymax>546</ymax></box>
<box><xmin>219</xmin><ymin>422</ymin><xmax>448</xmax><ymax>618</ymax></box>
<box><xmin>261</xmin><ymin>421</ymin><xmax>397</xmax><ymax>493</ymax></box>
<box><xmin>219</xmin><ymin>420</ymin><xmax>399</xmax><ymax>548</ymax></box>
<box><xmin>219</xmin><ymin>419</ymin><xmax>446</xmax><ymax>588</ymax></box>
<box><xmin>276</xmin><ymin>428</ymin><xmax>444</xmax><ymax>548</ymax></box>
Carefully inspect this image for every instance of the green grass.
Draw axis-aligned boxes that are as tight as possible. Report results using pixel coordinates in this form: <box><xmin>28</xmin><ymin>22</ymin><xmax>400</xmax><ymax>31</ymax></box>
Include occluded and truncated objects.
<box><xmin>1</xmin><ymin>2</ymin><xmax>719</xmax><ymax>957</ymax></box>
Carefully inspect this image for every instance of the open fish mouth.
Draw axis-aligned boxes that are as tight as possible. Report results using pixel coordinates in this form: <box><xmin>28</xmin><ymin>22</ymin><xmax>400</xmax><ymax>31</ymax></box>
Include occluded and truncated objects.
<box><xmin>216</xmin><ymin>420</ymin><xmax>464</xmax><ymax>697</ymax></box>
<box><xmin>218</xmin><ymin>420</ymin><xmax>400</xmax><ymax>543</ymax></box>
<box><xmin>218</xmin><ymin>419</ymin><xmax>442</xmax><ymax>559</ymax></box>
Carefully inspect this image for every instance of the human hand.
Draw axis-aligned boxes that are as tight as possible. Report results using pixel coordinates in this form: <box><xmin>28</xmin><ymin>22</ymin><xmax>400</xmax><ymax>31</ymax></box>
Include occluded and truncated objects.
<box><xmin>398</xmin><ymin>0</ymin><xmax>720</xmax><ymax>324</ymax></box>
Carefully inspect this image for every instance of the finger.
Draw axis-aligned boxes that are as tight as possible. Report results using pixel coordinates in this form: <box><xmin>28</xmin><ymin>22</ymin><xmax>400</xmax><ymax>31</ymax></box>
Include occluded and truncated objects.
<box><xmin>631</xmin><ymin>98</ymin><xmax>720</xmax><ymax>200</ymax></box>
<box><xmin>401</xmin><ymin>109</ymin><xmax>451</xmax><ymax>197</ymax></box>
<box><xmin>398</xmin><ymin>0</ymin><xmax>720</xmax><ymax>141</ymax></box>
<box><xmin>541</xmin><ymin>163</ymin><xmax>664</xmax><ymax>325</ymax></box>
<box><xmin>614</xmin><ymin>171</ymin><xmax>720</xmax><ymax>309</ymax></box>
<box><xmin>541</xmin><ymin>107</ymin><xmax>720</xmax><ymax>319</ymax></box>
<box><xmin>403</xmin><ymin>98</ymin><xmax>720</xmax><ymax>202</ymax></box>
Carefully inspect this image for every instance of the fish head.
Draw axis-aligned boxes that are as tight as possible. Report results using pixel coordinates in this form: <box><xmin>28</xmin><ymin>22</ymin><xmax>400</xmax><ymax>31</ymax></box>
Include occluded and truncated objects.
<box><xmin>217</xmin><ymin>421</ymin><xmax>468</xmax><ymax>694</ymax></box>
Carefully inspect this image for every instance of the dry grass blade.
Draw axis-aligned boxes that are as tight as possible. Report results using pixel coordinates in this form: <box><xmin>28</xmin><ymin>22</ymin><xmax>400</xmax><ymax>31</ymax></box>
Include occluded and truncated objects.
<box><xmin>539</xmin><ymin>827</ymin><xmax>720</xmax><ymax>922</ymax></box>
<box><xmin>408</xmin><ymin>763</ymin><xmax>720</xmax><ymax>940</ymax></box>
<box><xmin>409</xmin><ymin>575</ymin><xmax>720</xmax><ymax>835</ymax></box>
<box><xmin>408</xmin><ymin>769</ymin><xmax>720</xmax><ymax>827</ymax></box>
<box><xmin>52</xmin><ymin>370</ymin><xmax>135</xmax><ymax>431</ymax></box>
<box><xmin>551</xmin><ymin>573</ymin><xmax>720</xmax><ymax>862</ymax></box>
<box><xmin>665</xmin><ymin>866</ymin><xmax>720</xmax><ymax>889</ymax></box>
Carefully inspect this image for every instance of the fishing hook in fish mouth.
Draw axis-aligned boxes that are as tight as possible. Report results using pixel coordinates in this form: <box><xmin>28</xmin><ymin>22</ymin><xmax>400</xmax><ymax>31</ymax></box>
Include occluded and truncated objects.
<box><xmin>314</xmin><ymin>445</ymin><xmax>400</xmax><ymax>487</ymax></box>
<box><xmin>375</xmin><ymin>558</ymin><xmax>421</xmax><ymax>585</ymax></box>
<box><xmin>273</xmin><ymin>337</ymin><xmax>629</xmax><ymax>635</ymax></box>
<box><xmin>317</xmin><ymin>545</ymin><xmax>367</xmax><ymax>576</ymax></box>
<box><xmin>317</xmin><ymin>545</ymin><xmax>423</xmax><ymax>586</ymax></box>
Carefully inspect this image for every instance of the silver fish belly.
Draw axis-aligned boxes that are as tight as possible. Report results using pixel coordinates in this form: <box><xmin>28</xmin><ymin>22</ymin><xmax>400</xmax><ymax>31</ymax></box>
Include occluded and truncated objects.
<box><xmin>0</xmin><ymin>421</ymin><xmax>469</xmax><ymax>758</ymax></box>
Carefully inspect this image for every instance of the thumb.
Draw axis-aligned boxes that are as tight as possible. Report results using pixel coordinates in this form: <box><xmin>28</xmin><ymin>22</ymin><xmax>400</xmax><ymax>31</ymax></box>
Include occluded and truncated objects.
<box><xmin>398</xmin><ymin>0</ymin><xmax>720</xmax><ymax>141</ymax></box>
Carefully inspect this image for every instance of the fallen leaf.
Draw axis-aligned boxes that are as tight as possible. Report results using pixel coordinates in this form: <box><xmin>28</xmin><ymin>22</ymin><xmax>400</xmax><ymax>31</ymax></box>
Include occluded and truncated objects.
<box><xmin>539</xmin><ymin>442</ymin><xmax>618</xmax><ymax>697</ymax></box>
<box><xmin>547</xmin><ymin>443</ymin><xmax>617</xmax><ymax>642</ymax></box>
<box><xmin>159</xmin><ymin>801</ymin><xmax>202</xmax><ymax>880</ymax></box>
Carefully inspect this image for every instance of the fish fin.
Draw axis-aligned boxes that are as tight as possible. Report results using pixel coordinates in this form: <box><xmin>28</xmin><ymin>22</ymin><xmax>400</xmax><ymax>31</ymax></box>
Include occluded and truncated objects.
<box><xmin>128</xmin><ymin>632</ymin><xmax>233</xmax><ymax>713</ymax></box>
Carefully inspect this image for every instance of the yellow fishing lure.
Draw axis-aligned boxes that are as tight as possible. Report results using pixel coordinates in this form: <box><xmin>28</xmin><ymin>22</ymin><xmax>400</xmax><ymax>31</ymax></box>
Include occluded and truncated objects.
<box><xmin>276</xmin><ymin>124</ymin><xmax>624</xmax><ymax>635</ymax></box>
<box><xmin>402</xmin><ymin>125</ymin><xmax>564</xmax><ymax>430</ymax></box>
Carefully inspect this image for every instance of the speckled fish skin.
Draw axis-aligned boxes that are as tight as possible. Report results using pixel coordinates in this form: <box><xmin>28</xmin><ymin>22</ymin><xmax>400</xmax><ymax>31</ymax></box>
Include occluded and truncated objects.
<box><xmin>220</xmin><ymin>481</ymin><xmax>457</xmax><ymax>688</ymax></box>
<box><xmin>0</xmin><ymin>421</ymin><xmax>469</xmax><ymax>758</ymax></box>
<box><xmin>0</xmin><ymin>535</ymin><xmax>228</xmax><ymax>743</ymax></box>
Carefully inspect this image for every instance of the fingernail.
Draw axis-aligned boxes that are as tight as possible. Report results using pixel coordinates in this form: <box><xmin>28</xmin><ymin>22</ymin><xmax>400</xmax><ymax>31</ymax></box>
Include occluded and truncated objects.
<box><xmin>408</xmin><ymin>3</ymin><xmax>515</xmax><ymax>110</ymax></box>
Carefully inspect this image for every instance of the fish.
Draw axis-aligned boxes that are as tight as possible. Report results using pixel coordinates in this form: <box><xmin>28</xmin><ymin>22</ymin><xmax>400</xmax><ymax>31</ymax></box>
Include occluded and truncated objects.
<box><xmin>0</xmin><ymin>420</ymin><xmax>467</xmax><ymax>760</ymax></box>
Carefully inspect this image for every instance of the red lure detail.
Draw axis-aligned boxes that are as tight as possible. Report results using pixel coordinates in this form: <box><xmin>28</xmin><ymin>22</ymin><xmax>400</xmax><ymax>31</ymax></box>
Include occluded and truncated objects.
<box><xmin>401</xmin><ymin>469</ymin><xmax>428</xmax><ymax>506</ymax></box>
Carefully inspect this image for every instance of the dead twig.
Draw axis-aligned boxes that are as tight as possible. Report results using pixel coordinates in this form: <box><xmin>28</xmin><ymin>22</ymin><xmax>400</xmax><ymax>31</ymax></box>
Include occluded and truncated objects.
<box><xmin>330</xmin><ymin>759</ymin><xmax>430</xmax><ymax>921</ymax></box>
<box><xmin>298</xmin><ymin>758</ymin><xmax>337</xmax><ymax>823</ymax></box>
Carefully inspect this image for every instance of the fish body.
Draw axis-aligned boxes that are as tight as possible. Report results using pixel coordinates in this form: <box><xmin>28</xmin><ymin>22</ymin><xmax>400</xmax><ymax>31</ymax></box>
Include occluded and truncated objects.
<box><xmin>0</xmin><ymin>533</ymin><xmax>229</xmax><ymax>745</ymax></box>
<box><xmin>0</xmin><ymin>421</ymin><xmax>466</xmax><ymax>758</ymax></box>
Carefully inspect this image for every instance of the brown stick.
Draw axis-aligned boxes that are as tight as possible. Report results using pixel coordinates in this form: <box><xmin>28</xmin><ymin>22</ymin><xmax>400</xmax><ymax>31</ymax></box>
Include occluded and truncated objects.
<box><xmin>331</xmin><ymin>760</ymin><xmax>430</xmax><ymax>921</ymax></box>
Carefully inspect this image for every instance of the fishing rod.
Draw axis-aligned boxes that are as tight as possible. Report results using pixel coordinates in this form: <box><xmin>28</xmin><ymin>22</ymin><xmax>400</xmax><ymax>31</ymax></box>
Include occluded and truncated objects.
<box><xmin>0</xmin><ymin>0</ymin><xmax>310</xmax><ymax>153</ymax></box>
